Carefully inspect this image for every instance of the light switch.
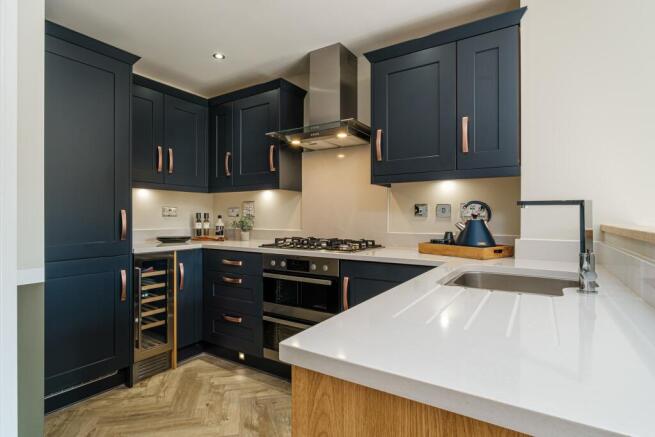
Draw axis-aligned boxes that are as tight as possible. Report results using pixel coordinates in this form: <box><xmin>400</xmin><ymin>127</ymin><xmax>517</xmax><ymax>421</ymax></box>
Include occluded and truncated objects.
<box><xmin>436</xmin><ymin>204</ymin><xmax>451</xmax><ymax>219</ymax></box>
<box><xmin>414</xmin><ymin>203</ymin><xmax>428</xmax><ymax>217</ymax></box>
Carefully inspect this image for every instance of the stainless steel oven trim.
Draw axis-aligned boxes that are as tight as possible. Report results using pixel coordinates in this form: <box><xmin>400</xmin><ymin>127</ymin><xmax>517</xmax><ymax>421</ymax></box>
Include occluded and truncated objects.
<box><xmin>262</xmin><ymin>254</ymin><xmax>340</xmax><ymax>276</ymax></box>
<box><xmin>262</xmin><ymin>271</ymin><xmax>333</xmax><ymax>286</ymax></box>
<box><xmin>263</xmin><ymin>315</ymin><xmax>313</xmax><ymax>330</ymax></box>
<box><xmin>263</xmin><ymin>302</ymin><xmax>334</xmax><ymax>323</ymax></box>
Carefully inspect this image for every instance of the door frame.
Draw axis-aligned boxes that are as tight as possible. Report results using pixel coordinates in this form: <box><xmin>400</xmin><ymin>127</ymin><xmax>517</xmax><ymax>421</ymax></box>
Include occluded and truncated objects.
<box><xmin>0</xmin><ymin>0</ymin><xmax>19</xmax><ymax>434</ymax></box>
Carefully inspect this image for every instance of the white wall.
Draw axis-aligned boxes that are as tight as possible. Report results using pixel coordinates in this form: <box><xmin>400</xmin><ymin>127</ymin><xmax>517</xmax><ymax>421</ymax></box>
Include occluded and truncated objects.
<box><xmin>0</xmin><ymin>0</ymin><xmax>19</xmax><ymax>433</ymax></box>
<box><xmin>17</xmin><ymin>0</ymin><xmax>44</xmax><ymax>271</ymax></box>
<box><xmin>519</xmin><ymin>0</ymin><xmax>655</xmax><ymax>253</ymax></box>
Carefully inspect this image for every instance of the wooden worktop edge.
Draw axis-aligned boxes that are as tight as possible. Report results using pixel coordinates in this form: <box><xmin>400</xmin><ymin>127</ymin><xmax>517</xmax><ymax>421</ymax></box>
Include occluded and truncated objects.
<box><xmin>600</xmin><ymin>224</ymin><xmax>655</xmax><ymax>245</ymax></box>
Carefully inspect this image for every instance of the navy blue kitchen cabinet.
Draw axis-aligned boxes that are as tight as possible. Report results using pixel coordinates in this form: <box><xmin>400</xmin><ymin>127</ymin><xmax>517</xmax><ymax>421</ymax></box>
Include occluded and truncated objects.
<box><xmin>370</xmin><ymin>44</ymin><xmax>457</xmax><ymax>178</ymax></box>
<box><xmin>132</xmin><ymin>85</ymin><xmax>164</xmax><ymax>184</ymax></box>
<box><xmin>208</xmin><ymin>79</ymin><xmax>306</xmax><ymax>192</ymax></box>
<box><xmin>44</xmin><ymin>21</ymin><xmax>138</xmax><ymax>409</ymax></box>
<box><xmin>208</xmin><ymin>102</ymin><xmax>234</xmax><ymax>191</ymax></box>
<box><xmin>132</xmin><ymin>75</ymin><xmax>208</xmax><ymax>192</ymax></box>
<box><xmin>45</xmin><ymin>255</ymin><xmax>132</xmax><ymax>396</ymax></box>
<box><xmin>202</xmin><ymin>250</ymin><xmax>263</xmax><ymax>356</ymax></box>
<box><xmin>164</xmin><ymin>95</ymin><xmax>208</xmax><ymax>188</ymax></box>
<box><xmin>45</xmin><ymin>23</ymin><xmax>136</xmax><ymax>262</ymax></box>
<box><xmin>365</xmin><ymin>8</ymin><xmax>525</xmax><ymax>185</ymax></box>
<box><xmin>457</xmin><ymin>26</ymin><xmax>519</xmax><ymax>170</ymax></box>
<box><xmin>340</xmin><ymin>261</ymin><xmax>431</xmax><ymax>310</ymax></box>
<box><xmin>176</xmin><ymin>250</ymin><xmax>203</xmax><ymax>349</ymax></box>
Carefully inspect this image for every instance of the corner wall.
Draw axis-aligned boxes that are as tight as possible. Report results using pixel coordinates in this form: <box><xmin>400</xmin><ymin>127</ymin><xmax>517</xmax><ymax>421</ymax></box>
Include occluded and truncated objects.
<box><xmin>518</xmin><ymin>0</ymin><xmax>655</xmax><ymax>259</ymax></box>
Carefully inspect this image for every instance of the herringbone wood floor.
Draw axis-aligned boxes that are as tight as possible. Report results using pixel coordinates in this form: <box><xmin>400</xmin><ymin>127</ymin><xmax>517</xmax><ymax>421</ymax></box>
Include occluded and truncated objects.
<box><xmin>45</xmin><ymin>354</ymin><xmax>291</xmax><ymax>437</ymax></box>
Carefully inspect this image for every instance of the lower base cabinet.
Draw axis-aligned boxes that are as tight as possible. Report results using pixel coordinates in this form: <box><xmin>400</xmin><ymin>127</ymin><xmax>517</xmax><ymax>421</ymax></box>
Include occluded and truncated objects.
<box><xmin>203</xmin><ymin>308</ymin><xmax>263</xmax><ymax>356</ymax></box>
<box><xmin>45</xmin><ymin>255</ymin><xmax>131</xmax><ymax>395</ymax></box>
<box><xmin>176</xmin><ymin>250</ymin><xmax>203</xmax><ymax>349</ymax></box>
<box><xmin>202</xmin><ymin>250</ymin><xmax>263</xmax><ymax>356</ymax></box>
<box><xmin>340</xmin><ymin>261</ymin><xmax>431</xmax><ymax>310</ymax></box>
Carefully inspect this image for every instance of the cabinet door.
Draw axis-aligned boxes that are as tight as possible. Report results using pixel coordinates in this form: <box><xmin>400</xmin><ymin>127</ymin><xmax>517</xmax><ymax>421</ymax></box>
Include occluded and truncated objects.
<box><xmin>371</xmin><ymin>44</ymin><xmax>456</xmax><ymax>177</ymax></box>
<box><xmin>208</xmin><ymin>103</ymin><xmax>234</xmax><ymax>191</ymax></box>
<box><xmin>233</xmin><ymin>90</ymin><xmax>279</xmax><ymax>188</ymax></box>
<box><xmin>457</xmin><ymin>26</ymin><xmax>519</xmax><ymax>169</ymax></box>
<box><xmin>164</xmin><ymin>95</ymin><xmax>208</xmax><ymax>188</ymax></box>
<box><xmin>132</xmin><ymin>85</ymin><xmax>164</xmax><ymax>184</ymax></box>
<box><xmin>45</xmin><ymin>35</ymin><xmax>131</xmax><ymax>262</ymax></box>
<box><xmin>177</xmin><ymin>250</ymin><xmax>202</xmax><ymax>349</ymax></box>
<box><xmin>45</xmin><ymin>255</ymin><xmax>131</xmax><ymax>395</ymax></box>
<box><xmin>341</xmin><ymin>261</ymin><xmax>431</xmax><ymax>310</ymax></box>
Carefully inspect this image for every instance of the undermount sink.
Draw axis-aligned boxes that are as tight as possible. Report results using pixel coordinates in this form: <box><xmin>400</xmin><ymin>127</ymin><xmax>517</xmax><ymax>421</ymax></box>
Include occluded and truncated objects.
<box><xmin>443</xmin><ymin>271</ymin><xmax>579</xmax><ymax>296</ymax></box>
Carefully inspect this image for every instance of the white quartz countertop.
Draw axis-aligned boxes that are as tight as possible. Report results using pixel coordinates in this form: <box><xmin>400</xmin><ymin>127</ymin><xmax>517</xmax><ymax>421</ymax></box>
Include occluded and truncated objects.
<box><xmin>280</xmin><ymin>258</ymin><xmax>655</xmax><ymax>437</ymax></box>
<box><xmin>133</xmin><ymin>239</ymin><xmax>451</xmax><ymax>266</ymax></box>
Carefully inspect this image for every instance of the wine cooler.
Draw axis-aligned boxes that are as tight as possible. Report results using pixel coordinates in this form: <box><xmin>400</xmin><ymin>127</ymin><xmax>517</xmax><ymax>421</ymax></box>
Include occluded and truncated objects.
<box><xmin>132</xmin><ymin>252</ymin><xmax>175</xmax><ymax>383</ymax></box>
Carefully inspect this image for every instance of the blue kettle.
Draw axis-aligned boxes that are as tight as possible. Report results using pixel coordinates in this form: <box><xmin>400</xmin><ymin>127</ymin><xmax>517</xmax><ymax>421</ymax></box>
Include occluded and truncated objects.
<box><xmin>455</xmin><ymin>201</ymin><xmax>496</xmax><ymax>247</ymax></box>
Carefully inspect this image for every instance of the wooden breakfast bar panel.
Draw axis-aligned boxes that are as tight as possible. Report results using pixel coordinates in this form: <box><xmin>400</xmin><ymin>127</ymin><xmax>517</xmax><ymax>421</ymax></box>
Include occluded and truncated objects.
<box><xmin>291</xmin><ymin>366</ymin><xmax>527</xmax><ymax>437</ymax></box>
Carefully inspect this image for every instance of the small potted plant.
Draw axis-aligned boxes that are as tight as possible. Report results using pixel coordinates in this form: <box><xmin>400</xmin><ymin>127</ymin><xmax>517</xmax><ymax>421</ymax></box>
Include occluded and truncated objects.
<box><xmin>232</xmin><ymin>214</ymin><xmax>254</xmax><ymax>241</ymax></box>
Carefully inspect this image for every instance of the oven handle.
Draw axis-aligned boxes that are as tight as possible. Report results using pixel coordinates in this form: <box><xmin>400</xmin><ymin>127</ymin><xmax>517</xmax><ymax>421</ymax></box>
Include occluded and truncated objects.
<box><xmin>263</xmin><ymin>315</ymin><xmax>313</xmax><ymax>330</ymax></box>
<box><xmin>262</xmin><ymin>272</ymin><xmax>334</xmax><ymax>286</ymax></box>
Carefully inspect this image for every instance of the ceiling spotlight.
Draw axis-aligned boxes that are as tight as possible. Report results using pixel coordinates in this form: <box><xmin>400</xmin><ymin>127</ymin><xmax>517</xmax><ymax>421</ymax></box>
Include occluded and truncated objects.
<box><xmin>336</xmin><ymin>132</ymin><xmax>348</xmax><ymax>139</ymax></box>
<box><xmin>291</xmin><ymin>139</ymin><xmax>301</xmax><ymax>146</ymax></box>
<box><xmin>212</xmin><ymin>52</ymin><xmax>226</xmax><ymax>60</ymax></box>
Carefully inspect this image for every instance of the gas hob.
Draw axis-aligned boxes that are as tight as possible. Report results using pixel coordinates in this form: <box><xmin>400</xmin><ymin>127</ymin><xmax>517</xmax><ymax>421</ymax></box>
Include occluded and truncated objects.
<box><xmin>260</xmin><ymin>237</ymin><xmax>382</xmax><ymax>252</ymax></box>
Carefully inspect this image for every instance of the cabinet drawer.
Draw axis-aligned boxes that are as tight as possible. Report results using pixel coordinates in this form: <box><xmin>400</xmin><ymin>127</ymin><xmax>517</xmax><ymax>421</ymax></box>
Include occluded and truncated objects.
<box><xmin>203</xmin><ymin>249</ymin><xmax>261</xmax><ymax>275</ymax></box>
<box><xmin>204</xmin><ymin>271</ymin><xmax>262</xmax><ymax>316</ymax></box>
<box><xmin>203</xmin><ymin>307</ymin><xmax>262</xmax><ymax>356</ymax></box>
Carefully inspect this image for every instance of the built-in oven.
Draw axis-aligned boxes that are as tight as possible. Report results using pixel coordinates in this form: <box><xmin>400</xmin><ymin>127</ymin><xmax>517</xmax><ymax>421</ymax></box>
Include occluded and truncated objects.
<box><xmin>262</xmin><ymin>254</ymin><xmax>340</xmax><ymax>361</ymax></box>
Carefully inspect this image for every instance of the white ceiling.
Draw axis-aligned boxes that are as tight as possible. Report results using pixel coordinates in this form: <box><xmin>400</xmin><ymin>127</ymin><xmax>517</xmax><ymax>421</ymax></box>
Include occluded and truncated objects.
<box><xmin>45</xmin><ymin>0</ymin><xmax>517</xmax><ymax>97</ymax></box>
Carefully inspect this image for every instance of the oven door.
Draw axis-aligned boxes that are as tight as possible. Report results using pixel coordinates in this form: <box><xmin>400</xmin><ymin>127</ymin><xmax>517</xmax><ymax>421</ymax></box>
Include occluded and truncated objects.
<box><xmin>262</xmin><ymin>271</ymin><xmax>339</xmax><ymax>323</ymax></box>
<box><xmin>262</xmin><ymin>315</ymin><xmax>313</xmax><ymax>361</ymax></box>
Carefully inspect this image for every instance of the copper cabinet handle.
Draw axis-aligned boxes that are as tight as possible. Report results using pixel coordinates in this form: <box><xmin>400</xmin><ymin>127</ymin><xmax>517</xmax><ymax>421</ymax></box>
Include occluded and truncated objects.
<box><xmin>375</xmin><ymin>129</ymin><xmax>382</xmax><ymax>161</ymax></box>
<box><xmin>120</xmin><ymin>269</ymin><xmax>127</xmax><ymax>302</ymax></box>
<box><xmin>221</xmin><ymin>259</ymin><xmax>243</xmax><ymax>267</ymax></box>
<box><xmin>343</xmin><ymin>276</ymin><xmax>350</xmax><ymax>310</ymax></box>
<box><xmin>223</xmin><ymin>314</ymin><xmax>243</xmax><ymax>324</ymax></box>
<box><xmin>168</xmin><ymin>147</ymin><xmax>174</xmax><ymax>174</ymax></box>
<box><xmin>157</xmin><ymin>146</ymin><xmax>163</xmax><ymax>173</ymax></box>
<box><xmin>461</xmin><ymin>116</ymin><xmax>470</xmax><ymax>154</ymax></box>
<box><xmin>269</xmin><ymin>144</ymin><xmax>276</xmax><ymax>172</ymax></box>
<box><xmin>120</xmin><ymin>209</ymin><xmax>127</xmax><ymax>241</ymax></box>
<box><xmin>179</xmin><ymin>262</ymin><xmax>185</xmax><ymax>291</ymax></box>
<box><xmin>222</xmin><ymin>276</ymin><xmax>243</xmax><ymax>285</ymax></box>
<box><xmin>225</xmin><ymin>151</ymin><xmax>232</xmax><ymax>176</ymax></box>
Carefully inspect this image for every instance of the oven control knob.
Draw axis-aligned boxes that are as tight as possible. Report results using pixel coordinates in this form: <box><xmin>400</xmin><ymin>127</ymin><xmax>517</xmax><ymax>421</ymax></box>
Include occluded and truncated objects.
<box><xmin>310</xmin><ymin>263</ymin><xmax>317</xmax><ymax>271</ymax></box>
<box><xmin>280</xmin><ymin>260</ymin><xmax>287</xmax><ymax>267</ymax></box>
<box><xmin>322</xmin><ymin>265</ymin><xmax>329</xmax><ymax>272</ymax></box>
<box><xmin>269</xmin><ymin>260</ymin><xmax>276</xmax><ymax>267</ymax></box>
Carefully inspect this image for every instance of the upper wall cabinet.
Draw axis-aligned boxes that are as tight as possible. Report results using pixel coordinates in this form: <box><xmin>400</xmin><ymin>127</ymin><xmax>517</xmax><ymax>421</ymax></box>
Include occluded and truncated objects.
<box><xmin>366</xmin><ymin>8</ymin><xmax>525</xmax><ymax>185</ymax></box>
<box><xmin>132</xmin><ymin>76</ymin><xmax>208</xmax><ymax>192</ymax></box>
<box><xmin>208</xmin><ymin>80</ymin><xmax>306</xmax><ymax>192</ymax></box>
<box><xmin>45</xmin><ymin>22</ymin><xmax>138</xmax><ymax>262</ymax></box>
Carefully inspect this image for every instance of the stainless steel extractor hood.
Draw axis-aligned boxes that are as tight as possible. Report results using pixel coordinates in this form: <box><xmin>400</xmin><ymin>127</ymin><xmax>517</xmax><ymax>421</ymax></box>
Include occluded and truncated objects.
<box><xmin>267</xmin><ymin>43</ymin><xmax>370</xmax><ymax>151</ymax></box>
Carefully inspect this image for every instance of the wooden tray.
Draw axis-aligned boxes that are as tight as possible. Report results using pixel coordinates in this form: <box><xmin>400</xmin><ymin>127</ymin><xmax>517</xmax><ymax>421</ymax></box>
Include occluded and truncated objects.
<box><xmin>191</xmin><ymin>236</ymin><xmax>225</xmax><ymax>241</ymax></box>
<box><xmin>418</xmin><ymin>242</ymin><xmax>514</xmax><ymax>260</ymax></box>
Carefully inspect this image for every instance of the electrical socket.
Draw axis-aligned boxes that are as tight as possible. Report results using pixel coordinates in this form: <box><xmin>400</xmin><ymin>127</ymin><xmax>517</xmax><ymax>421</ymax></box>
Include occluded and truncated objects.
<box><xmin>161</xmin><ymin>206</ymin><xmax>177</xmax><ymax>217</ymax></box>
<box><xmin>414</xmin><ymin>203</ymin><xmax>428</xmax><ymax>217</ymax></box>
<box><xmin>436</xmin><ymin>204</ymin><xmax>451</xmax><ymax>219</ymax></box>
